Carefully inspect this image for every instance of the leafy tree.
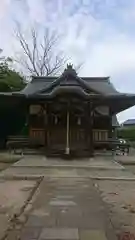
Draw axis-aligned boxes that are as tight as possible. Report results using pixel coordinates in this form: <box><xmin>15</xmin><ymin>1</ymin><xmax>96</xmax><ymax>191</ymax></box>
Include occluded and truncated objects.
<box><xmin>0</xmin><ymin>50</ymin><xmax>26</xmax><ymax>92</ymax></box>
<box><xmin>0</xmin><ymin>50</ymin><xmax>27</xmax><ymax>148</ymax></box>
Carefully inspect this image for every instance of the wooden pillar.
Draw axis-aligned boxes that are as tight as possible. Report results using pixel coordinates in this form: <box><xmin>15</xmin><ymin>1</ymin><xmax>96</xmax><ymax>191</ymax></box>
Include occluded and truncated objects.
<box><xmin>65</xmin><ymin>101</ymin><xmax>70</xmax><ymax>155</ymax></box>
<box><xmin>88</xmin><ymin>101</ymin><xmax>94</xmax><ymax>157</ymax></box>
<box><xmin>27</xmin><ymin>101</ymin><xmax>31</xmax><ymax>138</ymax></box>
<box><xmin>44</xmin><ymin>103</ymin><xmax>48</xmax><ymax>150</ymax></box>
<box><xmin>85</xmin><ymin>103</ymin><xmax>89</xmax><ymax>147</ymax></box>
<box><xmin>108</xmin><ymin>107</ymin><xmax>113</xmax><ymax>139</ymax></box>
<box><xmin>65</xmin><ymin>109</ymin><xmax>70</xmax><ymax>155</ymax></box>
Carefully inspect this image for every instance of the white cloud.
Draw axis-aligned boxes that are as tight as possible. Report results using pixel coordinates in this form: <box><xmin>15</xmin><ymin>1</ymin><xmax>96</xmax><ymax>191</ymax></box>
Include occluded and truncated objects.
<box><xmin>0</xmin><ymin>0</ymin><xmax>10</xmax><ymax>19</ymax></box>
<box><xmin>26</xmin><ymin>0</ymin><xmax>47</xmax><ymax>23</ymax></box>
<box><xmin>1</xmin><ymin>0</ymin><xmax>135</xmax><ymax>83</ymax></box>
<box><xmin>83</xmin><ymin>35</ymin><xmax>135</xmax><ymax>77</ymax></box>
<box><xmin>0</xmin><ymin>0</ymin><xmax>135</xmax><ymax>121</ymax></box>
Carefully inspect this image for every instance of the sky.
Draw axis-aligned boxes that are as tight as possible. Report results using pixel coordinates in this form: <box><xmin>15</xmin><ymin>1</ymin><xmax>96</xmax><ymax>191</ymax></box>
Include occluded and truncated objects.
<box><xmin>0</xmin><ymin>0</ymin><xmax>135</xmax><ymax>123</ymax></box>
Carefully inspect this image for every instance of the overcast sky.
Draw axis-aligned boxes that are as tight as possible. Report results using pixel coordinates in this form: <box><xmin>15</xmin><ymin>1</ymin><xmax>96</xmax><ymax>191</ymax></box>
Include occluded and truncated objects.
<box><xmin>0</xmin><ymin>0</ymin><xmax>135</xmax><ymax>123</ymax></box>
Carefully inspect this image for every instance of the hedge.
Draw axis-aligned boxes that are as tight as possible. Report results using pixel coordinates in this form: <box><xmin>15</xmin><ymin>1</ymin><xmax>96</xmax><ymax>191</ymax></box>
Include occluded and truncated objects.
<box><xmin>117</xmin><ymin>127</ymin><xmax>135</xmax><ymax>141</ymax></box>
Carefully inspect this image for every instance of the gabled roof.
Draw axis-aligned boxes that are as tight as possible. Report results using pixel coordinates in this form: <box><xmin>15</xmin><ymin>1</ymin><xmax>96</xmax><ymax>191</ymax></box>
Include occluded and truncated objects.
<box><xmin>22</xmin><ymin>76</ymin><xmax>118</xmax><ymax>96</ymax></box>
<box><xmin>21</xmin><ymin>77</ymin><xmax>56</xmax><ymax>95</ymax></box>
<box><xmin>21</xmin><ymin>64</ymin><xmax>118</xmax><ymax>96</ymax></box>
<box><xmin>21</xmin><ymin>76</ymin><xmax>118</xmax><ymax>96</ymax></box>
<box><xmin>0</xmin><ymin>64</ymin><xmax>133</xmax><ymax>115</ymax></box>
<box><xmin>123</xmin><ymin>119</ymin><xmax>135</xmax><ymax>125</ymax></box>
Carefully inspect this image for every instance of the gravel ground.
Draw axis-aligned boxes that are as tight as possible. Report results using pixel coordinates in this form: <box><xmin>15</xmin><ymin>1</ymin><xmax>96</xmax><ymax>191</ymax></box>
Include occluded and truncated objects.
<box><xmin>97</xmin><ymin>179</ymin><xmax>135</xmax><ymax>236</ymax></box>
<box><xmin>0</xmin><ymin>179</ymin><xmax>37</xmax><ymax>239</ymax></box>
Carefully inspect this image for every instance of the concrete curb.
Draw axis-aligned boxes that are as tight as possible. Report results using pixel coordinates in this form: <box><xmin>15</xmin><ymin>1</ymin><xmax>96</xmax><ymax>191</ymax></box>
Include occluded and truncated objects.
<box><xmin>1</xmin><ymin>174</ymin><xmax>135</xmax><ymax>181</ymax></box>
<box><xmin>0</xmin><ymin>175</ymin><xmax>42</xmax><ymax>181</ymax></box>
<box><xmin>91</xmin><ymin>176</ymin><xmax>135</xmax><ymax>181</ymax></box>
<box><xmin>9</xmin><ymin>165</ymin><xmax>125</xmax><ymax>170</ymax></box>
<box><xmin>117</xmin><ymin>161</ymin><xmax>135</xmax><ymax>165</ymax></box>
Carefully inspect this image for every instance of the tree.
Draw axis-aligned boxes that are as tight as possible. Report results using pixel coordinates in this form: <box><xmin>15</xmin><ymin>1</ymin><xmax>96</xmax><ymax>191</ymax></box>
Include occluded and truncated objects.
<box><xmin>0</xmin><ymin>50</ymin><xmax>26</xmax><ymax>92</ymax></box>
<box><xmin>15</xmin><ymin>25</ymin><xmax>67</xmax><ymax>76</ymax></box>
<box><xmin>0</xmin><ymin>50</ymin><xmax>26</xmax><ymax>148</ymax></box>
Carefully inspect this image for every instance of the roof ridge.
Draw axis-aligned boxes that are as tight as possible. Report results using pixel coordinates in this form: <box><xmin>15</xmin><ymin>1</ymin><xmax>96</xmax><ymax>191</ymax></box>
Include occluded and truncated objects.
<box><xmin>125</xmin><ymin>118</ymin><xmax>135</xmax><ymax>121</ymax></box>
<box><xmin>82</xmin><ymin>77</ymin><xmax>110</xmax><ymax>81</ymax></box>
<box><xmin>32</xmin><ymin>76</ymin><xmax>57</xmax><ymax>83</ymax></box>
<box><xmin>31</xmin><ymin>75</ymin><xmax>109</xmax><ymax>80</ymax></box>
<box><xmin>32</xmin><ymin>76</ymin><xmax>57</xmax><ymax>79</ymax></box>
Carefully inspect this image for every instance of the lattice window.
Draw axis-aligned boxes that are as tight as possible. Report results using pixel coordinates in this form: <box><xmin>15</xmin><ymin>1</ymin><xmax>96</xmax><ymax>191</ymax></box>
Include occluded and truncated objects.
<box><xmin>93</xmin><ymin>130</ymin><xmax>108</xmax><ymax>141</ymax></box>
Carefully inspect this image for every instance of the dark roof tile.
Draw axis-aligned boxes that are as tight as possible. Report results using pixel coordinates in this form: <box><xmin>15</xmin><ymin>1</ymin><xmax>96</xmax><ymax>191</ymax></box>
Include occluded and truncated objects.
<box><xmin>123</xmin><ymin>119</ymin><xmax>135</xmax><ymax>125</ymax></box>
<box><xmin>21</xmin><ymin>75</ymin><xmax>118</xmax><ymax>96</ymax></box>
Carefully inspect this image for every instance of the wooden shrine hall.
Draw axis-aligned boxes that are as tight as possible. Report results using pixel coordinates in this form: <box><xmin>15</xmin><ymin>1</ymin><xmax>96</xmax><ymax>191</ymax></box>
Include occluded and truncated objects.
<box><xmin>2</xmin><ymin>64</ymin><xmax>135</xmax><ymax>157</ymax></box>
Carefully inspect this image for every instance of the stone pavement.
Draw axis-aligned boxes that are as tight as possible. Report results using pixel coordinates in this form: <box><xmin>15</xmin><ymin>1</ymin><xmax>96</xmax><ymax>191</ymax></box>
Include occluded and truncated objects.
<box><xmin>2</xmin><ymin>155</ymin><xmax>135</xmax><ymax>181</ymax></box>
<box><xmin>3</xmin><ymin>155</ymin><xmax>135</xmax><ymax>240</ymax></box>
<box><xmin>7</xmin><ymin>177</ymin><xmax>116</xmax><ymax>240</ymax></box>
<box><xmin>12</xmin><ymin>155</ymin><xmax>124</xmax><ymax>170</ymax></box>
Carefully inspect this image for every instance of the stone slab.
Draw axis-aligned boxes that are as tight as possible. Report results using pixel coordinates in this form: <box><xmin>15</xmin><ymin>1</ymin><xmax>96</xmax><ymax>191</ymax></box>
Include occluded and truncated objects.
<box><xmin>25</xmin><ymin>215</ymin><xmax>56</xmax><ymax>227</ymax></box>
<box><xmin>80</xmin><ymin>230</ymin><xmax>107</xmax><ymax>240</ymax></box>
<box><xmin>55</xmin><ymin>195</ymin><xmax>74</xmax><ymax>199</ymax></box>
<box><xmin>49</xmin><ymin>200</ymin><xmax>76</xmax><ymax>206</ymax></box>
<box><xmin>39</xmin><ymin>228</ymin><xmax>79</xmax><ymax>240</ymax></box>
<box><xmin>57</xmin><ymin>214</ymin><xmax>105</xmax><ymax>229</ymax></box>
<box><xmin>20</xmin><ymin>227</ymin><xmax>41</xmax><ymax>240</ymax></box>
<box><xmin>12</xmin><ymin>155</ymin><xmax>124</xmax><ymax>170</ymax></box>
<box><xmin>1</xmin><ymin>167</ymin><xmax>135</xmax><ymax>181</ymax></box>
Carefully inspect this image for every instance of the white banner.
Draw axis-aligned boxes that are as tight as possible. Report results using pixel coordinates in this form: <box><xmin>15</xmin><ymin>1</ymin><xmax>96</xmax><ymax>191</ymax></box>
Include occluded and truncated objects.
<box><xmin>29</xmin><ymin>105</ymin><xmax>42</xmax><ymax>114</ymax></box>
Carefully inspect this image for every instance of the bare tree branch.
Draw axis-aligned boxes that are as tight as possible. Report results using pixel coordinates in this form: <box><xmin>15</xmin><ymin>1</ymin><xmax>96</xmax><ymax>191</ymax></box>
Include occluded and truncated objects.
<box><xmin>16</xmin><ymin>27</ymin><xmax>40</xmax><ymax>76</ymax></box>
<box><xmin>14</xmin><ymin>25</ymin><xmax>67</xmax><ymax>76</ymax></box>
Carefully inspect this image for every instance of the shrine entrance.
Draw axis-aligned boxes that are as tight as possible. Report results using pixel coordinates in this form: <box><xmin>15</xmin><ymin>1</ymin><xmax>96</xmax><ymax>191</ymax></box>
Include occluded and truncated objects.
<box><xmin>69</xmin><ymin>111</ymin><xmax>87</xmax><ymax>153</ymax></box>
<box><xmin>29</xmin><ymin>93</ymin><xmax>93</xmax><ymax>156</ymax></box>
<box><xmin>47</xmin><ymin>99</ymin><xmax>88</xmax><ymax>155</ymax></box>
<box><xmin>48</xmin><ymin>111</ymin><xmax>67</xmax><ymax>152</ymax></box>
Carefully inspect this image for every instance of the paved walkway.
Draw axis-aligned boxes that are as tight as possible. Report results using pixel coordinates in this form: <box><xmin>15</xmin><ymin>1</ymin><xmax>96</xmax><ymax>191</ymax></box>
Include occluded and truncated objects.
<box><xmin>1</xmin><ymin>155</ymin><xmax>135</xmax><ymax>181</ymax></box>
<box><xmin>7</xmin><ymin>177</ymin><xmax>116</xmax><ymax>240</ymax></box>
<box><xmin>4</xmin><ymin>155</ymin><xmax>135</xmax><ymax>240</ymax></box>
<box><xmin>12</xmin><ymin>155</ymin><xmax>124</xmax><ymax>169</ymax></box>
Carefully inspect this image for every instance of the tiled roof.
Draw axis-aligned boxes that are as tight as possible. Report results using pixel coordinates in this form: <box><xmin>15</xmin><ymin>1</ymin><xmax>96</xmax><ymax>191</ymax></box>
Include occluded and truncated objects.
<box><xmin>21</xmin><ymin>76</ymin><xmax>118</xmax><ymax>96</ymax></box>
<box><xmin>123</xmin><ymin>119</ymin><xmax>135</xmax><ymax>125</ymax></box>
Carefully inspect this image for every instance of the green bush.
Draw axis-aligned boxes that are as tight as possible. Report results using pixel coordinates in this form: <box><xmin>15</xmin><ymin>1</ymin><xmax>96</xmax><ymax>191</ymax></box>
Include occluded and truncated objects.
<box><xmin>117</xmin><ymin>127</ymin><xmax>135</xmax><ymax>141</ymax></box>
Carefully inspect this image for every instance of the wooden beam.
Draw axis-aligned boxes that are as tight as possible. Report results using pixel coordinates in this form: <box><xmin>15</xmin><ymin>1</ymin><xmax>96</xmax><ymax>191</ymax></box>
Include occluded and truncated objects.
<box><xmin>88</xmin><ymin>101</ymin><xmax>94</xmax><ymax>157</ymax></box>
<box><xmin>44</xmin><ymin>103</ymin><xmax>48</xmax><ymax>150</ymax></box>
<box><xmin>108</xmin><ymin>107</ymin><xmax>112</xmax><ymax>138</ymax></box>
